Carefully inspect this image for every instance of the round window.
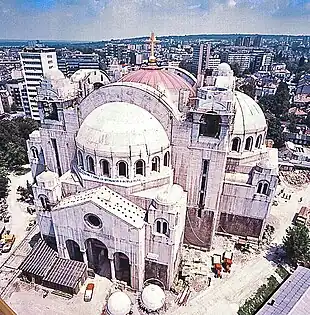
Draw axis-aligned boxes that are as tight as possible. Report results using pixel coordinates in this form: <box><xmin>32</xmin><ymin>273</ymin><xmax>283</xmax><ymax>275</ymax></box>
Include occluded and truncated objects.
<box><xmin>84</xmin><ymin>213</ymin><xmax>102</xmax><ymax>229</ymax></box>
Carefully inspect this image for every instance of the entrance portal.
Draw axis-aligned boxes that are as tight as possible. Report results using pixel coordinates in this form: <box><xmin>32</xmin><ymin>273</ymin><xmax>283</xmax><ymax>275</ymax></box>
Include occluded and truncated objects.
<box><xmin>85</xmin><ymin>238</ymin><xmax>111</xmax><ymax>279</ymax></box>
<box><xmin>114</xmin><ymin>252</ymin><xmax>131</xmax><ymax>286</ymax></box>
<box><xmin>65</xmin><ymin>240</ymin><xmax>83</xmax><ymax>262</ymax></box>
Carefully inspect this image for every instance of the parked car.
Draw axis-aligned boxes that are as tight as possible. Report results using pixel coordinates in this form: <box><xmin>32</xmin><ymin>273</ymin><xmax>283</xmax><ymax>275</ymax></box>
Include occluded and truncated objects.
<box><xmin>2</xmin><ymin>234</ymin><xmax>15</xmax><ymax>253</ymax></box>
<box><xmin>84</xmin><ymin>283</ymin><xmax>95</xmax><ymax>302</ymax></box>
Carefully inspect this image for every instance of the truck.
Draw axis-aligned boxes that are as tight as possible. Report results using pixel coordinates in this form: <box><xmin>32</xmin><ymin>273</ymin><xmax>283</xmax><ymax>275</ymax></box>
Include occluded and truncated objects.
<box><xmin>295</xmin><ymin>207</ymin><xmax>310</xmax><ymax>226</ymax></box>
<box><xmin>223</xmin><ymin>251</ymin><xmax>233</xmax><ymax>273</ymax></box>
<box><xmin>212</xmin><ymin>254</ymin><xmax>222</xmax><ymax>279</ymax></box>
<box><xmin>84</xmin><ymin>283</ymin><xmax>95</xmax><ymax>302</ymax></box>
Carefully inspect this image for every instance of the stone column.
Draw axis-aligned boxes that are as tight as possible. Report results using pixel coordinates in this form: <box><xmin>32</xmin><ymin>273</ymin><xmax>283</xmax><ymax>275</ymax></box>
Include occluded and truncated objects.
<box><xmin>110</xmin><ymin>259</ymin><xmax>116</xmax><ymax>281</ymax></box>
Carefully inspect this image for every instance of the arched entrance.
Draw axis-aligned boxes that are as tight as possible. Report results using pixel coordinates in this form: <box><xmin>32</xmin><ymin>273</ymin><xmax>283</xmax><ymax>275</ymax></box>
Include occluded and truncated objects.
<box><xmin>65</xmin><ymin>240</ymin><xmax>83</xmax><ymax>262</ymax></box>
<box><xmin>114</xmin><ymin>252</ymin><xmax>131</xmax><ymax>286</ymax></box>
<box><xmin>93</xmin><ymin>82</ymin><xmax>104</xmax><ymax>89</ymax></box>
<box><xmin>85</xmin><ymin>238</ymin><xmax>111</xmax><ymax>279</ymax></box>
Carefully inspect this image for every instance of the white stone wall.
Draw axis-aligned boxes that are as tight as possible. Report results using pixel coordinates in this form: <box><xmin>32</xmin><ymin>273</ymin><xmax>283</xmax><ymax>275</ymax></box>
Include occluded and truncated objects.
<box><xmin>145</xmin><ymin>189</ymin><xmax>187</xmax><ymax>287</ymax></box>
<box><xmin>52</xmin><ymin>202</ymin><xmax>145</xmax><ymax>289</ymax></box>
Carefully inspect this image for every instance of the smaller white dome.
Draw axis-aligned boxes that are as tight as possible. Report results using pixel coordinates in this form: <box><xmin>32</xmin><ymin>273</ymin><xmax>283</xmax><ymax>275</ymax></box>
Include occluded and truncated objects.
<box><xmin>141</xmin><ymin>284</ymin><xmax>165</xmax><ymax>311</ymax></box>
<box><xmin>217</xmin><ymin>63</ymin><xmax>231</xmax><ymax>73</ymax></box>
<box><xmin>155</xmin><ymin>185</ymin><xmax>184</xmax><ymax>205</ymax></box>
<box><xmin>107</xmin><ymin>291</ymin><xmax>131</xmax><ymax>315</ymax></box>
<box><xmin>257</xmin><ymin>159</ymin><xmax>275</xmax><ymax>170</ymax></box>
<box><xmin>36</xmin><ymin>170</ymin><xmax>59</xmax><ymax>189</ymax></box>
<box><xmin>37</xmin><ymin>170</ymin><xmax>58</xmax><ymax>182</ymax></box>
<box><xmin>45</xmin><ymin>68</ymin><xmax>65</xmax><ymax>81</ymax></box>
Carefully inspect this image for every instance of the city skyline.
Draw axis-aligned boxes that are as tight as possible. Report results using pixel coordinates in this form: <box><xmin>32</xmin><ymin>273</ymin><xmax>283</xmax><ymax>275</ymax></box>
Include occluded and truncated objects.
<box><xmin>0</xmin><ymin>0</ymin><xmax>309</xmax><ymax>41</ymax></box>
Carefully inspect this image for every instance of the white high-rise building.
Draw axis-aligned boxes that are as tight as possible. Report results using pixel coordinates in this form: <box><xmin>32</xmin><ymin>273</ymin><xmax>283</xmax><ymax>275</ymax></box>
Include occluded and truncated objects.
<box><xmin>19</xmin><ymin>47</ymin><xmax>58</xmax><ymax>120</ymax></box>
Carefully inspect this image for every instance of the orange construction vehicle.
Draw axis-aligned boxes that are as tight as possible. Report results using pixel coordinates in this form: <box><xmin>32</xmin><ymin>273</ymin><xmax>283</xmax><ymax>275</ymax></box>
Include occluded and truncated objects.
<box><xmin>223</xmin><ymin>251</ymin><xmax>233</xmax><ymax>273</ymax></box>
<box><xmin>212</xmin><ymin>254</ymin><xmax>222</xmax><ymax>279</ymax></box>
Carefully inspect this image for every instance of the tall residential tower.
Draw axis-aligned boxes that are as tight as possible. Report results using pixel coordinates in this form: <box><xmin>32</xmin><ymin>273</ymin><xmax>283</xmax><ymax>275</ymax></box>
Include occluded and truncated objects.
<box><xmin>20</xmin><ymin>47</ymin><xmax>58</xmax><ymax>120</ymax></box>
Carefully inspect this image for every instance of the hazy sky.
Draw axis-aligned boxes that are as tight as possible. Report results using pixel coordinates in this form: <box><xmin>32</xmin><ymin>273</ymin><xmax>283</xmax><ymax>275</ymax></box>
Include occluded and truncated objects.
<box><xmin>0</xmin><ymin>0</ymin><xmax>309</xmax><ymax>40</ymax></box>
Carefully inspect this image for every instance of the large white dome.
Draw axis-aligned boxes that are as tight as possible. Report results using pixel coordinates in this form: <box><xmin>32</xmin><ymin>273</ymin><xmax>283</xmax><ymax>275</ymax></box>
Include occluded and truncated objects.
<box><xmin>141</xmin><ymin>284</ymin><xmax>165</xmax><ymax>311</ymax></box>
<box><xmin>233</xmin><ymin>91</ymin><xmax>267</xmax><ymax>135</ymax></box>
<box><xmin>107</xmin><ymin>291</ymin><xmax>131</xmax><ymax>315</ymax></box>
<box><xmin>76</xmin><ymin>102</ymin><xmax>169</xmax><ymax>157</ymax></box>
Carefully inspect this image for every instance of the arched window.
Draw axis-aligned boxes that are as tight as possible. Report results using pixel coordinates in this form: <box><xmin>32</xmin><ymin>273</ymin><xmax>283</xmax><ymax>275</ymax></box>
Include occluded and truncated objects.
<box><xmin>154</xmin><ymin>219</ymin><xmax>169</xmax><ymax>236</ymax></box>
<box><xmin>86</xmin><ymin>156</ymin><xmax>95</xmax><ymax>173</ymax></box>
<box><xmin>262</xmin><ymin>183</ymin><xmax>269</xmax><ymax>195</ymax></box>
<box><xmin>162</xmin><ymin>222</ymin><xmax>168</xmax><ymax>234</ymax></box>
<box><xmin>164</xmin><ymin>151</ymin><xmax>170</xmax><ymax>167</ymax></box>
<box><xmin>135</xmin><ymin>160</ymin><xmax>145</xmax><ymax>176</ymax></box>
<box><xmin>257</xmin><ymin>182</ymin><xmax>263</xmax><ymax>194</ymax></box>
<box><xmin>255</xmin><ymin>135</ymin><xmax>262</xmax><ymax>148</ymax></box>
<box><xmin>77</xmin><ymin>151</ymin><xmax>84</xmax><ymax>169</ymax></box>
<box><xmin>199</xmin><ymin>112</ymin><xmax>221</xmax><ymax>138</ymax></box>
<box><xmin>156</xmin><ymin>220</ymin><xmax>161</xmax><ymax>233</ymax></box>
<box><xmin>257</xmin><ymin>181</ymin><xmax>269</xmax><ymax>195</ymax></box>
<box><xmin>100</xmin><ymin>159</ymin><xmax>110</xmax><ymax>177</ymax></box>
<box><xmin>151</xmin><ymin>156</ymin><xmax>160</xmax><ymax>172</ymax></box>
<box><xmin>231</xmin><ymin>137</ymin><xmax>241</xmax><ymax>152</ymax></box>
<box><xmin>39</xmin><ymin>195</ymin><xmax>50</xmax><ymax>210</ymax></box>
<box><xmin>199</xmin><ymin>112</ymin><xmax>222</xmax><ymax>138</ymax></box>
<box><xmin>31</xmin><ymin>147</ymin><xmax>39</xmax><ymax>159</ymax></box>
<box><xmin>245</xmin><ymin>136</ymin><xmax>253</xmax><ymax>151</ymax></box>
<box><xmin>118</xmin><ymin>161</ymin><xmax>128</xmax><ymax>177</ymax></box>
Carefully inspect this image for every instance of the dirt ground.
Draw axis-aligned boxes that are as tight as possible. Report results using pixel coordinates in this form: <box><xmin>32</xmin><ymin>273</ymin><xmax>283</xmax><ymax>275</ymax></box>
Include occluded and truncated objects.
<box><xmin>7</xmin><ymin>276</ymin><xmax>113</xmax><ymax>315</ymax></box>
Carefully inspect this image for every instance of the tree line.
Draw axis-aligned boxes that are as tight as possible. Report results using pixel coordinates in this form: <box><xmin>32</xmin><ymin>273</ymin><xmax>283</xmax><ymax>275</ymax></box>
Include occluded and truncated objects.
<box><xmin>0</xmin><ymin>117</ymin><xmax>39</xmax><ymax>199</ymax></box>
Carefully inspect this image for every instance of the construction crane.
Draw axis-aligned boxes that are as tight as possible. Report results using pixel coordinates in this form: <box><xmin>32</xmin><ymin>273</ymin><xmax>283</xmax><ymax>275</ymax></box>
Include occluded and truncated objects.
<box><xmin>0</xmin><ymin>298</ymin><xmax>16</xmax><ymax>315</ymax></box>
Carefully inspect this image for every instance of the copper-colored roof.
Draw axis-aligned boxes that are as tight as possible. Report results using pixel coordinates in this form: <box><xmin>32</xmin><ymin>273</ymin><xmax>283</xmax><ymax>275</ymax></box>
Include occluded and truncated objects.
<box><xmin>119</xmin><ymin>67</ymin><xmax>195</xmax><ymax>95</ymax></box>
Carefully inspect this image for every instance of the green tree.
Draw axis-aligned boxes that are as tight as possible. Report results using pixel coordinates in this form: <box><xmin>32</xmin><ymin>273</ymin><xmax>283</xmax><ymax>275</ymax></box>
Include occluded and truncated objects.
<box><xmin>275</xmin><ymin>81</ymin><xmax>289</xmax><ymax>99</ymax></box>
<box><xmin>0</xmin><ymin>168</ymin><xmax>9</xmax><ymax>199</ymax></box>
<box><xmin>242</xmin><ymin>68</ymin><xmax>251</xmax><ymax>76</ymax></box>
<box><xmin>258</xmin><ymin>82</ymin><xmax>291</xmax><ymax>119</ymax></box>
<box><xmin>287</xmin><ymin>114</ymin><xmax>298</xmax><ymax>133</ymax></box>
<box><xmin>13</xmin><ymin>117</ymin><xmax>39</xmax><ymax>141</ymax></box>
<box><xmin>241</xmin><ymin>81</ymin><xmax>256</xmax><ymax>99</ymax></box>
<box><xmin>264</xmin><ymin>112</ymin><xmax>284</xmax><ymax>148</ymax></box>
<box><xmin>230</xmin><ymin>63</ymin><xmax>241</xmax><ymax>77</ymax></box>
<box><xmin>283</xmin><ymin>225</ymin><xmax>310</xmax><ymax>264</ymax></box>
<box><xmin>0</xmin><ymin>117</ymin><xmax>39</xmax><ymax>171</ymax></box>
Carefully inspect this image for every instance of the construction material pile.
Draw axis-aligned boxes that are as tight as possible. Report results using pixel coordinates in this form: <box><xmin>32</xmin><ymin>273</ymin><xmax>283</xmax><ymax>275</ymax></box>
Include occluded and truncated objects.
<box><xmin>181</xmin><ymin>246</ymin><xmax>210</xmax><ymax>279</ymax></box>
<box><xmin>280</xmin><ymin>170</ymin><xmax>310</xmax><ymax>186</ymax></box>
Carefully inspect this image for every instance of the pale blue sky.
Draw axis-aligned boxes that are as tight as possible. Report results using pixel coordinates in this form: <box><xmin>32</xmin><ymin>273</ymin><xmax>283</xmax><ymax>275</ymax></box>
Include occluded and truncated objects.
<box><xmin>0</xmin><ymin>0</ymin><xmax>309</xmax><ymax>40</ymax></box>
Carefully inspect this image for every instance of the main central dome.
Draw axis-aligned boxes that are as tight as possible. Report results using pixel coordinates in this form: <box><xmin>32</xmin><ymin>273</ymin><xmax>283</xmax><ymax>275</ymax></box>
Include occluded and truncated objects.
<box><xmin>119</xmin><ymin>66</ymin><xmax>195</xmax><ymax>97</ymax></box>
<box><xmin>76</xmin><ymin>102</ymin><xmax>169</xmax><ymax>157</ymax></box>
